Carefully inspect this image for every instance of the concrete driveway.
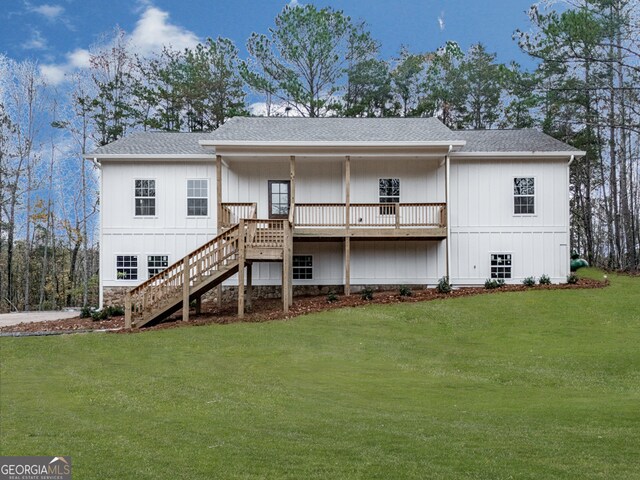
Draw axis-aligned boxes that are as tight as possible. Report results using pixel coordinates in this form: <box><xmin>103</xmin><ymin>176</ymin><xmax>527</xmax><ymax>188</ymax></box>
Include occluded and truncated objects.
<box><xmin>0</xmin><ymin>310</ymin><xmax>80</xmax><ymax>328</ymax></box>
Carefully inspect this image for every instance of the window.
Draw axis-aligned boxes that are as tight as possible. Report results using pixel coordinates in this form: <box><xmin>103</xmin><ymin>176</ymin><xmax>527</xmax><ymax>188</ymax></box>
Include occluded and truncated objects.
<box><xmin>268</xmin><ymin>180</ymin><xmax>290</xmax><ymax>219</ymax></box>
<box><xmin>293</xmin><ymin>255</ymin><xmax>313</xmax><ymax>280</ymax></box>
<box><xmin>490</xmin><ymin>254</ymin><xmax>512</xmax><ymax>279</ymax></box>
<box><xmin>187</xmin><ymin>179</ymin><xmax>208</xmax><ymax>216</ymax></box>
<box><xmin>379</xmin><ymin>178</ymin><xmax>400</xmax><ymax>215</ymax></box>
<box><xmin>148</xmin><ymin>255</ymin><xmax>169</xmax><ymax>278</ymax></box>
<box><xmin>116</xmin><ymin>255</ymin><xmax>138</xmax><ymax>280</ymax></box>
<box><xmin>514</xmin><ymin>177</ymin><xmax>535</xmax><ymax>215</ymax></box>
<box><xmin>135</xmin><ymin>180</ymin><xmax>156</xmax><ymax>216</ymax></box>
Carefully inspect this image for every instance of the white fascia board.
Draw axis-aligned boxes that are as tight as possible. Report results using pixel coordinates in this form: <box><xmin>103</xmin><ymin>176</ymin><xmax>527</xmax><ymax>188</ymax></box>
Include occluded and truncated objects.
<box><xmin>451</xmin><ymin>150</ymin><xmax>586</xmax><ymax>158</ymax></box>
<box><xmin>86</xmin><ymin>154</ymin><xmax>214</xmax><ymax>161</ymax></box>
<box><xmin>199</xmin><ymin>140</ymin><xmax>467</xmax><ymax>148</ymax></box>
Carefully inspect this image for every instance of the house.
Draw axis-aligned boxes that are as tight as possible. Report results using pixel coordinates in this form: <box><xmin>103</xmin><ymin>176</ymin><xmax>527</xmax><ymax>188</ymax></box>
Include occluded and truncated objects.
<box><xmin>87</xmin><ymin>117</ymin><xmax>585</xmax><ymax>327</ymax></box>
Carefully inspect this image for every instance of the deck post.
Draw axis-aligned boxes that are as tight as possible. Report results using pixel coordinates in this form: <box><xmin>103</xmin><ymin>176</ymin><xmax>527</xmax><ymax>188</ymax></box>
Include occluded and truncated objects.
<box><xmin>290</xmin><ymin>155</ymin><xmax>296</xmax><ymax>208</ymax></box>
<box><xmin>445</xmin><ymin>152</ymin><xmax>451</xmax><ymax>280</ymax></box>
<box><xmin>246</xmin><ymin>261</ymin><xmax>253</xmax><ymax>311</ymax></box>
<box><xmin>124</xmin><ymin>293</ymin><xmax>132</xmax><ymax>328</ymax></box>
<box><xmin>216</xmin><ymin>154</ymin><xmax>223</xmax><ymax>308</ymax></box>
<box><xmin>182</xmin><ymin>254</ymin><xmax>190</xmax><ymax>322</ymax></box>
<box><xmin>344</xmin><ymin>155</ymin><xmax>351</xmax><ymax>296</ymax></box>
<box><xmin>283</xmin><ymin>221</ymin><xmax>291</xmax><ymax>312</ymax></box>
<box><xmin>238</xmin><ymin>219</ymin><xmax>245</xmax><ymax>318</ymax></box>
<box><xmin>195</xmin><ymin>296</ymin><xmax>202</xmax><ymax>315</ymax></box>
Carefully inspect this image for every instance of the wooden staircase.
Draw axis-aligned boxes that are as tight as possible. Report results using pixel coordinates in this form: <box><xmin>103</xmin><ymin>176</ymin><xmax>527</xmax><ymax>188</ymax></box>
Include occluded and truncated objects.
<box><xmin>124</xmin><ymin>219</ymin><xmax>290</xmax><ymax>328</ymax></box>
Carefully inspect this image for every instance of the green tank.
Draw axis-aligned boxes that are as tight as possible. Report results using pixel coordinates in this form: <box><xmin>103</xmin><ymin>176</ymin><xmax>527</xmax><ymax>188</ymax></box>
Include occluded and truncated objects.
<box><xmin>570</xmin><ymin>251</ymin><xmax>589</xmax><ymax>272</ymax></box>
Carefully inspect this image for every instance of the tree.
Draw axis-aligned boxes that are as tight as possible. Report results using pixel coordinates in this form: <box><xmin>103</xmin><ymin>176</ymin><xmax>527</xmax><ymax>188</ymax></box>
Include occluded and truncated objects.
<box><xmin>391</xmin><ymin>47</ymin><xmax>427</xmax><ymax>117</ymax></box>
<box><xmin>241</xmin><ymin>4</ymin><xmax>378</xmax><ymax>117</ymax></box>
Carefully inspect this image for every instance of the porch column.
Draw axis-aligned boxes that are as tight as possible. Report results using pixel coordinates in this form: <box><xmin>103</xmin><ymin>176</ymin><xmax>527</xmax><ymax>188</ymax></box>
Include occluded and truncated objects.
<box><xmin>216</xmin><ymin>154</ymin><xmax>223</xmax><ymax>307</ymax></box>
<box><xmin>445</xmin><ymin>152</ymin><xmax>451</xmax><ymax>280</ymax></box>
<box><xmin>282</xmin><ymin>221</ymin><xmax>291</xmax><ymax>313</ymax></box>
<box><xmin>344</xmin><ymin>155</ymin><xmax>351</xmax><ymax>296</ymax></box>
<box><xmin>290</xmin><ymin>155</ymin><xmax>296</xmax><ymax>209</ymax></box>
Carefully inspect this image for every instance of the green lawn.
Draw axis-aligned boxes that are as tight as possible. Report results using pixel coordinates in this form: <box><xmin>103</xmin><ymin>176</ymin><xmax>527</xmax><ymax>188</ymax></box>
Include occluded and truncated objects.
<box><xmin>1</xmin><ymin>269</ymin><xmax>639</xmax><ymax>479</ymax></box>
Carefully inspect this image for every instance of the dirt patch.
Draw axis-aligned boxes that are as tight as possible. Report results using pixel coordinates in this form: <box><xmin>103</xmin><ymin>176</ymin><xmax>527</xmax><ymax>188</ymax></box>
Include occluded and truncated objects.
<box><xmin>0</xmin><ymin>278</ymin><xmax>606</xmax><ymax>335</ymax></box>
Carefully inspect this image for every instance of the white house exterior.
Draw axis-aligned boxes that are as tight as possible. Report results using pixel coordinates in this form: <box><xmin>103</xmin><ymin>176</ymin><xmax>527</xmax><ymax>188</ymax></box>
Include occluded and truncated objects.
<box><xmin>88</xmin><ymin>118</ymin><xmax>584</xmax><ymax>322</ymax></box>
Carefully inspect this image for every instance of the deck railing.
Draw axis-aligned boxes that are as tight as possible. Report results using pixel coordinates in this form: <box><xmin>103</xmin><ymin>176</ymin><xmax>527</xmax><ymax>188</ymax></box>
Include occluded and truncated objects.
<box><xmin>221</xmin><ymin>202</ymin><xmax>257</xmax><ymax>229</ymax></box>
<box><xmin>294</xmin><ymin>202</ymin><xmax>446</xmax><ymax>228</ymax></box>
<box><xmin>243</xmin><ymin>218</ymin><xmax>285</xmax><ymax>248</ymax></box>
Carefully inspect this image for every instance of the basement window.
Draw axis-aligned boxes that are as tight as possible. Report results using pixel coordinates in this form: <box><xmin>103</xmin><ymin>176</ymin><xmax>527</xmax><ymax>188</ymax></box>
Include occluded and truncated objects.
<box><xmin>116</xmin><ymin>255</ymin><xmax>138</xmax><ymax>280</ymax></box>
<box><xmin>490</xmin><ymin>254</ymin><xmax>512</xmax><ymax>279</ymax></box>
<box><xmin>293</xmin><ymin>255</ymin><xmax>313</xmax><ymax>280</ymax></box>
<box><xmin>147</xmin><ymin>255</ymin><xmax>169</xmax><ymax>278</ymax></box>
<box><xmin>135</xmin><ymin>179</ymin><xmax>156</xmax><ymax>216</ymax></box>
<box><xmin>379</xmin><ymin>178</ymin><xmax>400</xmax><ymax>215</ymax></box>
<box><xmin>514</xmin><ymin>177</ymin><xmax>535</xmax><ymax>215</ymax></box>
<box><xmin>187</xmin><ymin>179</ymin><xmax>209</xmax><ymax>216</ymax></box>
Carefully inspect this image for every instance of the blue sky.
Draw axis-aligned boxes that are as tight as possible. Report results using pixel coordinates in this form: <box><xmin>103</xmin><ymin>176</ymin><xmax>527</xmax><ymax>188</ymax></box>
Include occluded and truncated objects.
<box><xmin>2</xmin><ymin>0</ymin><xmax>540</xmax><ymax>86</ymax></box>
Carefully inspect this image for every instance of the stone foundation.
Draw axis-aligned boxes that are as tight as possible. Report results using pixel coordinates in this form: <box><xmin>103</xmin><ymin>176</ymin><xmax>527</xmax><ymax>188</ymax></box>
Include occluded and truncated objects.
<box><xmin>103</xmin><ymin>283</ymin><xmax>431</xmax><ymax>307</ymax></box>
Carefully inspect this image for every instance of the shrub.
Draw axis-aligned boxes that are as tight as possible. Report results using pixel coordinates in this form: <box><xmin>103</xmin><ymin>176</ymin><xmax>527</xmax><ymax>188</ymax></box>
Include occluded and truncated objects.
<box><xmin>91</xmin><ymin>305</ymin><xmax>125</xmax><ymax>321</ymax></box>
<box><xmin>80</xmin><ymin>306</ymin><xmax>95</xmax><ymax>318</ymax></box>
<box><xmin>361</xmin><ymin>287</ymin><xmax>374</xmax><ymax>301</ymax></box>
<box><xmin>327</xmin><ymin>291</ymin><xmax>338</xmax><ymax>303</ymax></box>
<box><xmin>399</xmin><ymin>285</ymin><xmax>412</xmax><ymax>297</ymax></box>
<box><xmin>566</xmin><ymin>273</ymin><xmax>578</xmax><ymax>284</ymax></box>
<box><xmin>522</xmin><ymin>276</ymin><xmax>536</xmax><ymax>287</ymax></box>
<box><xmin>436</xmin><ymin>276</ymin><xmax>452</xmax><ymax>294</ymax></box>
<box><xmin>539</xmin><ymin>274</ymin><xmax>551</xmax><ymax>285</ymax></box>
<box><xmin>484</xmin><ymin>278</ymin><xmax>505</xmax><ymax>289</ymax></box>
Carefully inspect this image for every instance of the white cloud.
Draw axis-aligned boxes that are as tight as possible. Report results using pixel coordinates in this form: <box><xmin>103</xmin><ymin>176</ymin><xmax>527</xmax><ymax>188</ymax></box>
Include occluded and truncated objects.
<box><xmin>129</xmin><ymin>6</ymin><xmax>199</xmax><ymax>55</ymax></box>
<box><xmin>288</xmin><ymin>0</ymin><xmax>301</xmax><ymax>7</ymax></box>
<box><xmin>22</xmin><ymin>28</ymin><xmax>47</xmax><ymax>50</ymax></box>
<box><xmin>38</xmin><ymin>4</ymin><xmax>199</xmax><ymax>85</ymax></box>
<box><xmin>28</xmin><ymin>3</ymin><xmax>64</xmax><ymax>20</ymax></box>
<box><xmin>438</xmin><ymin>11</ymin><xmax>445</xmax><ymax>32</ymax></box>
<box><xmin>250</xmin><ymin>102</ymin><xmax>303</xmax><ymax>117</ymax></box>
<box><xmin>39</xmin><ymin>63</ymin><xmax>66</xmax><ymax>85</ymax></box>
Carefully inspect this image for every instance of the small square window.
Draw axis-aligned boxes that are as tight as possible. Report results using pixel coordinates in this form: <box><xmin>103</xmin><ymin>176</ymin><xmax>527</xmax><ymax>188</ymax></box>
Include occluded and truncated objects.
<box><xmin>116</xmin><ymin>255</ymin><xmax>138</xmax><ymax>280</ymax></box>
<box><xmin>514</xmin><ymin>177</ymin><xmax>535</xmax><ymax>215</ymax></box>
<box><xmin>135</xmin><ymin>180</ymin><xmax>156</xmax><ymax>216</ymax></box>
<box><xmin>148</xmin><ymin>255</ymin><xmax>169</xmax><ymax>278</ymax></box>
<box><xmin>490</xmin><ymin>254</ymin><xmax>512</xmax><ymax>279</ymax></box>
<box><xmin>293</xmin><ymin>255</ymin><xmax>313</xmax><ymax>280</ymax></box>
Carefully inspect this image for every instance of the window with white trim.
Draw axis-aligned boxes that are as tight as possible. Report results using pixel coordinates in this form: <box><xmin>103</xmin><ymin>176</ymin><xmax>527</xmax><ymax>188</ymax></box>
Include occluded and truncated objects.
<box><xmin>379</xmin><ymin>178</ymin><xmax>400</xmax><ymax>215</ymax></box>
<box><xmin>292</xmin><ymin>255</ymin><xmax>313</xmax><ymax>280</ymax></box>
<box><xmin>147</xmin><ymin>255</ymin><xmax>169</xmax><ymax>278</ymax></box>
<box><xmin>135</xmin><ymin>180</ymin><xmax>156</xmax><ymax>216</ymax></box>
<box><xmin>116</xmin><ymin>255</ymin><xmax>138</xmax><ymax>280</ymax></box>
<box><xmin>490</xmin><ymin>254</ymin><xmax>512</xmax><ymax>279</ymax></box>
<box><xmin>187</xmin><ymin>179</ymin><xmax>208</xmax><ymax>216</ymax></box>
<box><xmin>514</xmin><ymin>177</ymin><xmax>535</xmax><ymax>215</ymax></box>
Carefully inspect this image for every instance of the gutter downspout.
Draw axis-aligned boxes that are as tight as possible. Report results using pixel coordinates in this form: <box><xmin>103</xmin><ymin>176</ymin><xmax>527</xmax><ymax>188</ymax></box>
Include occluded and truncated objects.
<box><xmin>445</xmin><ymin>146</ymin><xmax>452</xmax><ymax>283</ymax></box>
<box><xmin>566</xmin><ymin>154</ymin><xmax>574</xmax><ymax>279</ymax></box>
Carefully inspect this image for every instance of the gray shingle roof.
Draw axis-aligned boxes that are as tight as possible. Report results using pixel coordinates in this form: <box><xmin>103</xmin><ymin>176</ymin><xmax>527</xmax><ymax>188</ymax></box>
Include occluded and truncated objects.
<box><xmin>206</xmin><ymin>116</ymin><xmax>463</xmax><ymax>143</ymax></box>
<box><xmin>456</xmin><ymin>129</ymin><xmax>583</xmax><ymax>153</ymax></box>
<box><xmin>89</xmin><ymin>118</ymin><xmax>581</xmax><ymax>156</ymax></box>
<box><xmin>91</xmin><ymin>131</ymin><xmax>215</xmax><ymax>156</ymax></box>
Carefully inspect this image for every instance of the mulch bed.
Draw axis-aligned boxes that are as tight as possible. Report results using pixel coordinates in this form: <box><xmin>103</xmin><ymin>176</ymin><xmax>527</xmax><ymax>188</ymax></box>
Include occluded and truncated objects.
<box><xmin>1</xmin><ymin>277</ymin><xmax>606</xmax><ymax>335</ymax></box>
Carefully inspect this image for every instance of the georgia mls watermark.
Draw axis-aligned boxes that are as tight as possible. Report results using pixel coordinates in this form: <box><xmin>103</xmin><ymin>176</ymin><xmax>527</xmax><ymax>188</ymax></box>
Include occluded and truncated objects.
<box><xmin>0</xmin><ymin>456</ymin><xmax>71</xmax><ymax>480</ymax></box>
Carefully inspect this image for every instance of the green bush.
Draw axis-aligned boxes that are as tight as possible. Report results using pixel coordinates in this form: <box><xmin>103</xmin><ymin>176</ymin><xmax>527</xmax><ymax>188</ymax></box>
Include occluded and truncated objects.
<box><xmin>566</xmin><ymin>273</ymin><xmax>578</xmax><ymax>284</ymax></box>
<box><xmin>361</xmin><ymin>287</ymin><xmax>374</xmax><ymax>301</ymax></box>
<box><xmin>399</xmin><ymin>285</ymin><xmax>412</xmax><ymax>297</ymax></box>
<box><xmin>80</xmin><ymin>306</ymin><xmax>95</xmax><ymax>318</ymax></box>
<box><xmin>484</xmin><ymin>278</ymin><xmax>505</xmax><ymax>289</ymax></box>
<box><xmin>91</xmin><ymin>305</ymin><xmax>125</xmax><ymax>321</ymax></box>
<box><xmin>522</xmin><ymin>276</ymin><xmax>536</xmax><ymax>287</ymax></box>
<box><xmin>436</xmin><ymin>276</ymin><xmax>452</xmax><ymax>294</ymax></box>
<box><xmin>327</xmin><ymin>291</ymin><xmax>338</xmax><ymax>303</ymax></box>
<box><xmin>539</xmin><ymin>274</ymin><xmax>551</xmax><ymax>285</ymax></box>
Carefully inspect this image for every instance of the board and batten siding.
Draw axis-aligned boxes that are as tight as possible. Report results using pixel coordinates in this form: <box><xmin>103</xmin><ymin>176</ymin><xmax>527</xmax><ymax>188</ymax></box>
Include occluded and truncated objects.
<box><xmin>449</xmin><ymin>157</ymin><xmax>570</xmax><ymax>284</ymax></box>
<box><xmin>100</xmin><ymin>160</ymin><xmax>217</xmax><ymax>298</ymax></box>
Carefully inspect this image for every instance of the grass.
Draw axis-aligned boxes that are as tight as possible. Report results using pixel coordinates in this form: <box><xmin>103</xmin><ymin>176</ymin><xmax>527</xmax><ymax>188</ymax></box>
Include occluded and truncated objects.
<box><xmin>1</xmin><ymin>268</ymin><xmax>639</xmax><ymax>479</ymax></box>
